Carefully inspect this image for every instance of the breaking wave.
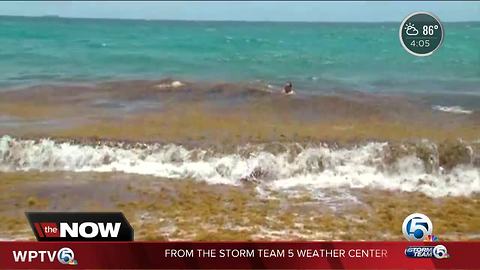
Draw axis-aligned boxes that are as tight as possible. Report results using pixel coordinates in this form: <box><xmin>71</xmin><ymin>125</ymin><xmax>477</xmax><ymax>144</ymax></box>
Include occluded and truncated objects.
<box><xmin>0</xmin><ymin>135</ymin><xmax>479</xmax><ymax>198</ymax></box>
<box><xmin>432</xmin><ymin>105</ymin><xmax>473</xmax><ymax>114</ymax></box>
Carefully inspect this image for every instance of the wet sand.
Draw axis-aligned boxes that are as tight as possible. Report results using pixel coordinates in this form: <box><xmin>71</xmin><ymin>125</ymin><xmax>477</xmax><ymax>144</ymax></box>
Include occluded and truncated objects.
<box><xmin>0</xmin><ymin>172</ymin><xmax>478</xmax><ymax>241</ymax></box>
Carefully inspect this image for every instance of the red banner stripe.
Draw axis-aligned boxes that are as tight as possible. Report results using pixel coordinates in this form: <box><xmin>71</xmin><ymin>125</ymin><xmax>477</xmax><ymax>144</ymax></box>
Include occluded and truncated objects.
<box><xmin>0</xmin><ymin>241</ymin><xmax>477</xmax><ymax>269</ymax></box>
<box><xmin>33</xmin><ymin>223</ymin><xmax>44</xmax><ymax>238</ymax></box>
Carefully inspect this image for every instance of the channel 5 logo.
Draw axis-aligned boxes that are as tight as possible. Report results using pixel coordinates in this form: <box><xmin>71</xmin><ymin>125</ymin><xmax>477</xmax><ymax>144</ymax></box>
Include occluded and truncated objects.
<box><xmin>57</xmin><ymin>247</ymin><xmax>78</xmax><ymax>265</ymax></box>
<box><xmin>402</xmin><ymin>213</ymin><xmax>433</xmax><ymax>241</ymax></box>
<box><xmin>405</xmin><ymin>245</ymin><xmax>449</xmax><ymax>259</ymax></box>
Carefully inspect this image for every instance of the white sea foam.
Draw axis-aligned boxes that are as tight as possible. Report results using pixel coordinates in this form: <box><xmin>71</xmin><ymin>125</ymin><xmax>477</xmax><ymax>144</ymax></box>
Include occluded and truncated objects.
<box><xmin>432</xmin><ymin>105</ymin><xmax>473</xmax><ymax>114</ymax></box>
<box><xmin>155</xmin><ymin>80</ymin><xmax>184</xmax><ymax>89</ymax></box>
<box><xmin>0</xmin><ymin>135</ymin><xmax>478</xmax><ymax>198</ymax></box>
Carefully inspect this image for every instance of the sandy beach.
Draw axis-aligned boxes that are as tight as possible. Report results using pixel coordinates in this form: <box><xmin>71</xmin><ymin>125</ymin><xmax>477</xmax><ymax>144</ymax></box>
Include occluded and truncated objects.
<box><xmin>0</xmin><ymin>172</ymin><xmax>478</xmax><ymax>241</ymax></box>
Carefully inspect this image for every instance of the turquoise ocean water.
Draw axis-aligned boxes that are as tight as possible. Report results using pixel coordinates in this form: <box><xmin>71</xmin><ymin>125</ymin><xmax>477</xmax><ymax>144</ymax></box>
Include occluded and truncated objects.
<box><xmin>0</xmin><ymin>16</ymin><xmax>479</xmax><ymax>104</ymax></box>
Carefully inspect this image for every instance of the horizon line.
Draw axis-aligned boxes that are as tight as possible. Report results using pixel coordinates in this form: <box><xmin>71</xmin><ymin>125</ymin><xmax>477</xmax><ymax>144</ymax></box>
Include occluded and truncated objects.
<box><xmin>1</xmin><ymin>14</ymin><xmax>479</xmax><ymax>23</ymax></box>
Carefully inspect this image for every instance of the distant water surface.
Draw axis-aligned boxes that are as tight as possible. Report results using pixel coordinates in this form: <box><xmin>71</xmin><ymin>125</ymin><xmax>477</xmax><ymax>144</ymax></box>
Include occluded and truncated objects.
<box><xmin>0</xmin><ymin>16</ymin><xmax>479</xmax><ymax>108</ymax></box>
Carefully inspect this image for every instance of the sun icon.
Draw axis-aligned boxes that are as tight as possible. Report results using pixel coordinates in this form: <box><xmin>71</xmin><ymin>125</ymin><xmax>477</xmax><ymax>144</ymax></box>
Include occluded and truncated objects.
<box><xmin>404</xmin><ymin>22</ymin><xmax>414</xmax><ymax>30</ymax></box>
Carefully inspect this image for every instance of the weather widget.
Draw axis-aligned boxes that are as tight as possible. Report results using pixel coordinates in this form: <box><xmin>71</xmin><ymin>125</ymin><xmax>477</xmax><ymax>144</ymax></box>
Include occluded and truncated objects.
<box><xmin>399</xmin><ymin>12</ymin><xmax>444</xmax><ymax>56</ymax></box>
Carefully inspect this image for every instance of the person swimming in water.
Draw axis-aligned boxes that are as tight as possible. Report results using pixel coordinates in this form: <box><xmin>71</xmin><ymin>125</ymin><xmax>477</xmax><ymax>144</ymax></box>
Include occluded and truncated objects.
<box><xmin>282</xmin><ymin>81</ymin><xmax>295</xmax><ymax>95</ymax></box>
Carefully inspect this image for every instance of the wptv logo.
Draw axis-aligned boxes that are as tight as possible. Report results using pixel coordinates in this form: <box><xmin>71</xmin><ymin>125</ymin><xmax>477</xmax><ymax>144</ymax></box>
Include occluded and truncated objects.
<box><xmin>26</xmin><ymin>212</ymin><xmax>134</xmax><ymax>241</ymax></box>
<box><xmin>402</xmin><ymin>213</ymin><xmax>449</xmax><ymax>260</ymax></box>
<box><xmin>12</xmin><ymin>247</ymin><xmax>78</xmax><ymax>265</ymax></box>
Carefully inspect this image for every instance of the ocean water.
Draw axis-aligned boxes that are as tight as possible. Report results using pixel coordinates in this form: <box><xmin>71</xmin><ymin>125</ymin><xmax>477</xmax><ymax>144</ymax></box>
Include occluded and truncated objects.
<box><xmin>0</xmin><ymin>16</ymin><xmax>479</xmax><ymax>98</ymax></box>
<box><xmin>1</xmin><ymin>16</ymin><xmax>479</xmax><ymax>199</ymax></box>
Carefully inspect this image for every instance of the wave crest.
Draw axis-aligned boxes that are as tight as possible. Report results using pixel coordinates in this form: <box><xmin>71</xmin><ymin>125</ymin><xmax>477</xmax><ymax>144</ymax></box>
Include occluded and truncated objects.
<box><xmin>0</xmin><ymin>135</ymin><xmax>479</xmax><ymax>197</ymax></box>
<box><xmin>432</xmin><ymin>105</ymin><xmax>473</xmax><ymax>114</ymax></box>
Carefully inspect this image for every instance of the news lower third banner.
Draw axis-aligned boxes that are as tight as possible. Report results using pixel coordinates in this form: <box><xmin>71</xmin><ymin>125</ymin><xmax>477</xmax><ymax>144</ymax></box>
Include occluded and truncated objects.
<box><xmin>0</xmin><ymin>242</ymin><xmax>479</xmax><ymax>269</ymax></box>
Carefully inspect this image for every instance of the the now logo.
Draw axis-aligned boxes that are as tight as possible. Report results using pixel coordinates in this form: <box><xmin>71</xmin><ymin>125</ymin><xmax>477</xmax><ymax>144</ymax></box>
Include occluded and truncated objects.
<box><xmin>26</xmin><ymin>212</ymin><xmax>134</xmax><ymax>241</ymax></box>
<box><xmin>61</xmin><ymin>222</ymin><xmax>121</xmax><ymax>238</ymax></box>
<box><xmin>33</xmin><ymin>222</ymin><xmax>121</xmax><ymax>238</ymax></box>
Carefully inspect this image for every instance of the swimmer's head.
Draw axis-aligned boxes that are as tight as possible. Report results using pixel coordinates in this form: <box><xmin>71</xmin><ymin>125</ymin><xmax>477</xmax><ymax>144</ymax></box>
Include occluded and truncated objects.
<box><xmin>284</xmin><ymin>81</ymin><xmax>293</xmax><ymax>93</ymax></box>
